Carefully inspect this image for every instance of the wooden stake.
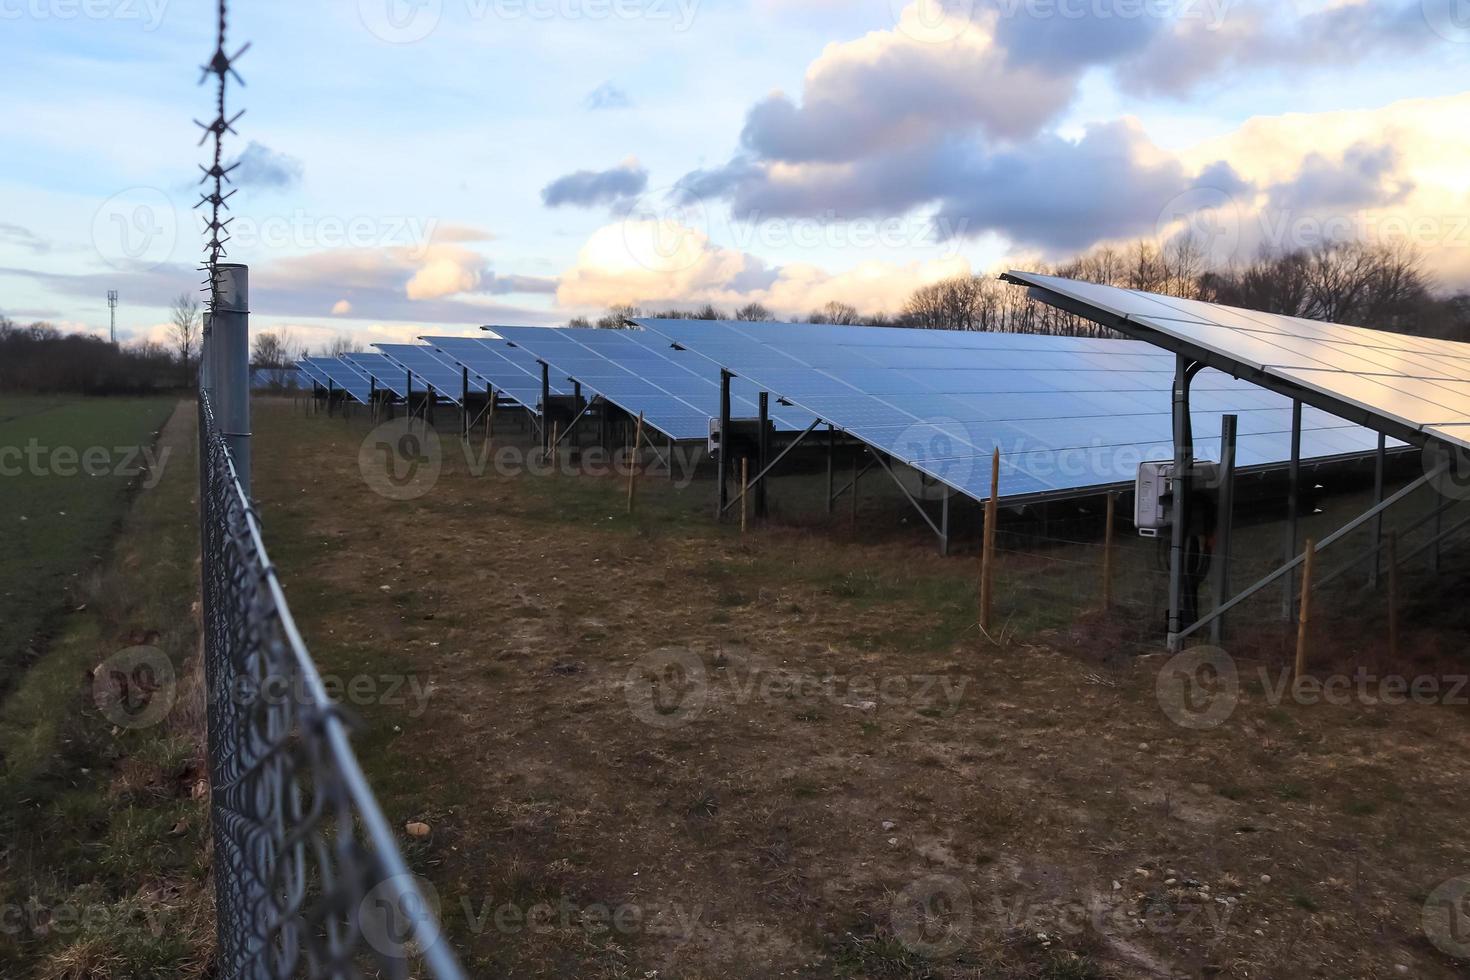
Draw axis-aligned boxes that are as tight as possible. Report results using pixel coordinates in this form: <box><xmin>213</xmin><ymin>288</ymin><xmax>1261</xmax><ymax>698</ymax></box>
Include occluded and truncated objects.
<box><xmin>1102</xmin><ymin>491</ymin><xmax>1116</xmax><ymax>611</ymax></box>
<box><xmin>980</xmin><ymin>448</ymin><xmax>999</xmax><ymax>635</ymax></box>
<box><xmin>550</xmin><ymin>421</ymin><xmax>559</xmax><ymax>474</ymax></box>
<box><xmin>741</xmin><ymin>457</ymin><xmax>749</xmax><ymax>534</ymax></box>
<box><xmin>1386</xmin><ymin>531</ymin><xmax>1399</xmax><ymax>664</ymax></box>
<box><xmin>1294</xmin><ymin>538</ymin><xmax>1315</xmax><ymax>682</ymax></box>
<box><xmin>484</xmin><ymin>396</ymin><xmax>495</xmax><ymax>456</ymax></box>
<box><xmin>627</xmin><ymin>412</ymin><xmax>643</xmax><ymax>514</ymax></box>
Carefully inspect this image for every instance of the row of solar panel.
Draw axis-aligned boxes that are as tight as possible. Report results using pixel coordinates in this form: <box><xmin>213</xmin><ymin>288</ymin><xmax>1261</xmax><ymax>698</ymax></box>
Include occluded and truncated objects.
<box><xmin>293</xmin><ymin>317</ymin><xmax>1404</xmax><ymax>506</ymax></box>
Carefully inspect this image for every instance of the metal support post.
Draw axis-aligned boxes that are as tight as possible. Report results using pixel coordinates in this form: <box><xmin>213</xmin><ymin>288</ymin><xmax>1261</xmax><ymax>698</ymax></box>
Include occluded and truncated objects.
<box><xmin>756</xmin><ymin>391</ymin><xmax>770</xmax><ymax>519</ymax></box>
<box><xmin>1211</xmin><ymin>414</ymin><xmax>1237</xmax><ymax>646</ymax></box>
<box><xmin>1369</xmin><ymin>432</ymin><xmax>1386</xmax><ymax>589</ymax></box>
<box><xmin>825</xmin><ymin>424</ymin><xmax>835</xmax><ymax>515</ymax></box>
<box><xmin>717</xmin><ymin>369</ymin><xmax>732</xmax><ymax>519</ymax></box>
<box><xmin>214</xmin><ymin>264</ymin><xmax>251</xmax><ymax>496</ymax></box>
<box><xmin>540</xmin><ymin>362</ymin><xmax>551</xmax><ymax>459</ymax></box>
<box><xmin>1166</xmin><ymin>354</ymin><xmax>1198</xmax><ymax>649</ymax></box>
<box><xmin>462</xmin><ymin>368</ymin><xmax>470</xmax><ymax>439</ymax></box>
<box><xmin>1282</xmin><ymin>400</ymin><xmax>1302</xmax><ymax>620</ymax></box>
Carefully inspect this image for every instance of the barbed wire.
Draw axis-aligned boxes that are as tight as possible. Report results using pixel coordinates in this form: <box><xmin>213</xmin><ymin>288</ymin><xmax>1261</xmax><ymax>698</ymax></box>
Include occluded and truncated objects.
<box><xmin>196</xmin><ymin>0</ymin><xmax>247</xmax><ymax>317</ymax></box>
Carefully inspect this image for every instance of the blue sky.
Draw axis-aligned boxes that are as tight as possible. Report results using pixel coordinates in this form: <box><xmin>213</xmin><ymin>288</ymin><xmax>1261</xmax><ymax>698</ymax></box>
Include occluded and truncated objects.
<box><xmin>2</xmin><ymin>0</ymin><xmax>1468</xmax><ymax>352</ymax></box>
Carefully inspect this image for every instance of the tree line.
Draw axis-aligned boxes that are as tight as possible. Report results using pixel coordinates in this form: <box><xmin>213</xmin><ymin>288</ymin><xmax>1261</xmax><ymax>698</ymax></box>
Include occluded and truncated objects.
<box><xmin>576</xmin><ymin>240</ymin><xmax>1470</xmax><ymax>342</ymax></box>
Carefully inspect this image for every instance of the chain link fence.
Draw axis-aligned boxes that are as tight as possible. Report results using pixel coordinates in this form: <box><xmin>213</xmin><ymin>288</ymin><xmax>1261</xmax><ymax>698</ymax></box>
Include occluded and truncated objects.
<box><xmin>199</xmin><ymin>390</ymin><xmax>464</xmax><ymax>979</ymax></box>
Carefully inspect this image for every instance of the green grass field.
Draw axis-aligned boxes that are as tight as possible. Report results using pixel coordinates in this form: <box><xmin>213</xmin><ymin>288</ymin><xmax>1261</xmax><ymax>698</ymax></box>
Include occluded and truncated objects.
<box><xmin>0</xmin><ymin>396</ymin><xmax>177</xmax><ymax>676</ymax></box>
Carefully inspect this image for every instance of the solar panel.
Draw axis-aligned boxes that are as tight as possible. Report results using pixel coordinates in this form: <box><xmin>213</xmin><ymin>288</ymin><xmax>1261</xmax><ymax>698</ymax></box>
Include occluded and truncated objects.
<box><xmin>634</xmin><ymin>318</ymin><xmax>1398</xmax><ymax>504</ymax></box>
<box><xmin>251</xmin><ymin>367</ymin><xmax>303</xmax><ymax>390</ymax></box>
<box><xmin>420</xmin><ymin>335</ymin><xmax>572</xmax><ymax>414</ymax></box>
<box><xmin>489</xmin><ymin>326</ymin><xmax>817</xmax><ymax>442</ymax></box>
<box><xmin>340</xmin><ymin>353</ymin><xmax>412</xmax><ymax>399</ymax></box>
<box><xmin>1005</xmin><ymin>271</ymin><xmax>1470</xmax><ymax>453</ymax></box>
<box><xmin>298</xmin><ymin>357</ymin><xmax>372</xmax><ymax>403</ymax></box>
<box><xmin>374</xmin><ymin>344</ymin><xmax>467</xmax><ymax>405</ymax></box>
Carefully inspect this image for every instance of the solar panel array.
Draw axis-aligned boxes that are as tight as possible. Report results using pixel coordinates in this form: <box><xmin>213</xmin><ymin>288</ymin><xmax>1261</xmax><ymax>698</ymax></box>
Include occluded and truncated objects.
<box><xmin>297</xmin><ymin>357</ymin><xmax>372</xmax><ymax>404</ymax></box>
<box><xmin>423</xmin><ymin>335</ymin><xmax>573</xmax><ymax>414</ymax></box>
<box><xmin>374</xmin><ymin>344</ymin><xmax>467</xmax><ymax>405</ymax></box>
<box><xmin>634</xmin><ymin>319</ymin><xmax>1394</xmax><ymax>503</ymax></box>
<box><xmin>1006</xmin><ymin>271</ymin><xmax>1470</xmax><ymax>452</ymax></box>
<box><xmin>489</xmin><ymin>326</ymin><xmax>815</xmax><ymax>441</ymax></box>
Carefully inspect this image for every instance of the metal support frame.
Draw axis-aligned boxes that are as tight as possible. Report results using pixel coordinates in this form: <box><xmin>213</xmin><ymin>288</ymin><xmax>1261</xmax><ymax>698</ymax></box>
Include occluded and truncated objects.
<box><xmin>540</xmin><ymin>361</ymin><xmax>552</xmax><ymax>459</ymax></box>
<box><xmin>1174</xmin><ymin>463</ymin><xmax>1449</xmax><ymax>644</ymax></box>
<box><xmin>756</xmin><ymin>392</ymin><xmax>770</xmax><ymax>519</ymax></box>
<box><xmin>461</xmin><ymin>368</ymin><xmax>470</xmax><ymax>439</ymax></box>
<box><xmin>636</xmin><ymin>424</ymin><xmax>672</xmax><ymax>474</ymax></box>
<box><xmin>721</xmin><ymin>418</ymin><xmax>821</xmax><ymax>515</ymax></box>
<box><xmin>1315</xmin><ymin>496</ymin><xmax>1467</xmax><ymax>591</ymax></box>
<box><xmin>1166</xmin><ymin>355</ymin><xmax>1204</xmax><ymax>650</ymax></box>
<box><xmin>1210</xmin><ymin>414</ymin><xmax>1237</xmax><ymax>645</ymax></box>
<box><xmin>1368</xmin><ymin>432</ymin><xmax>1386</xmax><ymax>588</ymax></box>
<box><xmin>825</xmin><ymin>424</ymin><xmax>835</xmax><ymax>515</ymax></box>
<box><xmin>550</xmin><ymin>395</ymin><xmax>601</xmax><ymax>454</ymax></box>
<box><xmin>869</xmin><ymin>451</ymin><xmax>950</xmax><ymax>553</ymax></box>
<box><xmin>1281</xmin><ymin>400</ymin><xmax>1303</xmax><ymax>620</ymax></box>
<box><xmin>717</xmin><ymin>369</ymin><xmax>732</xmax><ymax>519</ymax></box>
<box><xmin>830</xmin><ymin>455</ymin><xmax>877</xmax><ymax>506</ymax></box>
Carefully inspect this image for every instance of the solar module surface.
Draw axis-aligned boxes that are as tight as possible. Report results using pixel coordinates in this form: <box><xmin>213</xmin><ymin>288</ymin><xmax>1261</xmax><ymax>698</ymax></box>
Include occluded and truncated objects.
<box><xmin>421</xmin><ymin>335</ymin><xmax>572</xmax><ymax>413</ymax></box>
<box><xmin>340</xmin><ymin>353</ymin><xmax>412</xmax><ymax>399</ymax></box>
<box><xmin>1006</xmin><ymin>271</ymin><xmax>1470</xmax><ymax>453</ymax></box>
<box><xmin>298</xmin><ymin>357</ymin><xmax>372</xmax><ymax>403</ymax></box>
<box><xmin>489</xmin><ymin>326</ymin><xmax>816</xmax><ymax>441</ymax></box>
<box><xmin>374</xmin><ymin>344</ymin><xmax>467</xmax><ymax>405</ymax></box>
<box><xmin>635</xmin><ymin>318</ymin><xmax>1396</xmax><ymax>503</ymax></box>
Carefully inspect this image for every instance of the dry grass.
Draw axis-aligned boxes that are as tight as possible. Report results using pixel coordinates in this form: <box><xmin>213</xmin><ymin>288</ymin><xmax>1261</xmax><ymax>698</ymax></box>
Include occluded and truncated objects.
<box><xmin>254</xmin><ymin>399</ymin><xmax>1470</xmax><ymax>979</ymax></box>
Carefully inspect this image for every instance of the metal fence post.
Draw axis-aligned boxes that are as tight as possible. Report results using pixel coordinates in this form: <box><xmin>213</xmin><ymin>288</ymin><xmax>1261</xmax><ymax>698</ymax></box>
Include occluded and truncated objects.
<box><xmin>214</xmin><ymin>263</ymin><xmax>251</xmax><ymax>496</ymax></box>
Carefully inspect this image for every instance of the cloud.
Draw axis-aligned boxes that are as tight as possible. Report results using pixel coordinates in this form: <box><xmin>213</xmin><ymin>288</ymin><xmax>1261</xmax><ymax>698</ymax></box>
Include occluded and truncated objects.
<box><xmin>585</xmin><ymin>81</ymin><xmax>632</xmax><ymax>110</ymax></box>
<box><xmin>0</xmin><ymin>223</ymin><xmax>50</xmax><ymax>254</ymax></box>
<box><xmin>737</xmin><ymin>8</ymin><xmax>1074</xmax><ymax>165</ymax></box>
<box><xmin>541</xmin><ymin>159</ymin><xmax>649</xmax><ymax>209</ymax></box>
<box><xmin>229</xmin><ymin>141</ymin><xmax>304</xmax><ymax>190</ymax></box>
<box><xmin>555</xmin><ymin>218</ymin><xmax>969</xmax><ymax>317</ymax></box>
<box><xmin>331</xmin><ymin>299</ymin><xmax>352</xmax><ymax>315</ymax></box>
<box><xmin>1266</xmin><ymin>142</ymin><xmax>1413</xmax><ymax>211</ymax></box>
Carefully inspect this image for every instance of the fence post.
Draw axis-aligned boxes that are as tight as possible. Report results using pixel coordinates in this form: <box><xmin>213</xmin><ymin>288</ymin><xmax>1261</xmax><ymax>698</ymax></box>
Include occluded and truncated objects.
<box><xmin>214</xmin><ymin>263</ymin><xmax>251</xmax><ymax>496</ymax></box>
<box><xmin>1294</xmin><ymin>538</ymin><xmax>1315</xmax><ymax>682</ymax></box>
<box><xmin>741</xmin><ymin>457</ymin><xmax>749</xmax><ymax>534</ymax></box>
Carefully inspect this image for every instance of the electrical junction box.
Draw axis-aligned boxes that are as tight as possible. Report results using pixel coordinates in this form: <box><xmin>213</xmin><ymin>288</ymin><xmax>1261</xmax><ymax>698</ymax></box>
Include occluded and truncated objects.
<box><xmin>708</xmin><ymin>417</ymin><xmax>721</xmax><ymax>456</ymax></box>
<box><xmin>1135</xmin><ymin>460</ymin><xmax>1220</xmax><ymax>537</ymax></box>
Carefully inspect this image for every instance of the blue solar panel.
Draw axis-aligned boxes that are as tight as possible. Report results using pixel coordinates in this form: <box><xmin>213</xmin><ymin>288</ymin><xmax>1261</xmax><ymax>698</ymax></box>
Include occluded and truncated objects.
<box><xmin>340</xmin><ymin>353</ymin><xmax>413</xmax><ymax>399</ymax></box>
<box><xmin>489</xmin><ymin>326</ymin><xmax>817</xmax><ymax>442</ymax></box>
<box><xmin>298</xmin><ymin>357</ymin><xmax>372</xmax><ymax>403</ymax></box>
<box><xmin>374</xmin><ymin>344</ymin><xmax>467</xmax><ymax>405</ymax></box>
<box><xmin>635</xmin><ymin>319</ymin><xmax>1401</xmax><ymax>503</ymax></box>
<box><xmin>420</xmin><ymin>335</ymin><xmax>572</xmax><ymax>414</ymax></box>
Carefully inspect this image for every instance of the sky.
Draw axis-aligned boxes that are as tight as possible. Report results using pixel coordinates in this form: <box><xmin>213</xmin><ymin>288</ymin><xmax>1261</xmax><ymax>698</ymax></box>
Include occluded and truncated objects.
<box><xmin>1</xmin><ymin>0</ymin><xmax>1468</xmax><ymax>353</ymax></box>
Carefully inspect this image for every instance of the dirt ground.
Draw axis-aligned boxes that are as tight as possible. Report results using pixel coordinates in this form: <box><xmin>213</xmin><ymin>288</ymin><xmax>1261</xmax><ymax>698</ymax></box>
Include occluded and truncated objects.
<box><xmin>253</xmin><ymin>398</ymin><xmax>1470</xmax><ymax>979</ymax></box>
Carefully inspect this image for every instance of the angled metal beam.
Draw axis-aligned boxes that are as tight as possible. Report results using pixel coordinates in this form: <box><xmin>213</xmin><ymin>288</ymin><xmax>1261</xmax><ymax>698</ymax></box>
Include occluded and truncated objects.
<box><xmin>869</xmin><ymin>451</ymin><xmax>945</xmax><ymax>542</ymax></box>
<box><xmin>720</xmin><ymin>418</ymin><xmax>822</xmax><ymax>515</ymax></box>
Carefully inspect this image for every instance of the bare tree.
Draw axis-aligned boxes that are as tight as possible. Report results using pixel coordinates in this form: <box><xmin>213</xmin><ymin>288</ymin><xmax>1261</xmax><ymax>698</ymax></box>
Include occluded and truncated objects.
<box><xmin>567</xmin><ymin>316</ymin><xmax>592</xmax><ymax>328</ymax></box>
<box><xmin>597</xmin><ymin>303</ymin><xmax>641</xmax><ymax>329</ymax></box>
<box><xmin>252</xmin><ymin>332</ymin><xmax>288</xmax><ymax>367</ymax></box>
<box><xmin>734</xmin><ymin>302</ymin><xmax>773</xmax><ymax>322</ymax></box>
<box><xmin>326</xmin><ymin>335</ymin><xmax>363</xmax><ymax>357</ymax></box>
<box><xmin>169</xmin><ymin>292</ymin><xmax>200</xmax><ymax>382</ymax></box>
<box><xmin>693</xmin><ymin>303</ymin><xmax>724</xmax><ymax>320</ymax></box>
<box><xmin>809</xmin><ymin>301</ymin><xmax>861</xmax><ymax>325</ymax></box>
